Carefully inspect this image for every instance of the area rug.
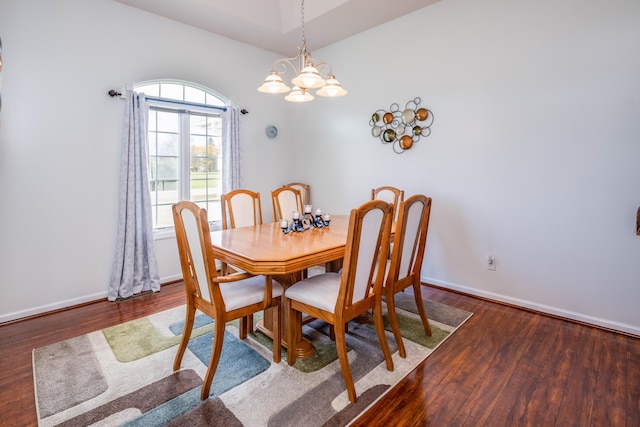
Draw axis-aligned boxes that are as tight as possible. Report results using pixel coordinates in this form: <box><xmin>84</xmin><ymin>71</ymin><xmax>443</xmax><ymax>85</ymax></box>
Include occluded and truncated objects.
<box><xmin>33</xmin><ymin>294</ymin><xmax>472</xmax><ymax>426</ymax></box>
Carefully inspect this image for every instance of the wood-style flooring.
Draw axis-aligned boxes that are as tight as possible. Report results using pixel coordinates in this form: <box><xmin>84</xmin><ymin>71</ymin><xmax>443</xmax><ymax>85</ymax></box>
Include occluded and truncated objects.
<box><xmin>0</xmin><ymin>282</ymin><xmax>638</xmax><ymax>426</ymax></box>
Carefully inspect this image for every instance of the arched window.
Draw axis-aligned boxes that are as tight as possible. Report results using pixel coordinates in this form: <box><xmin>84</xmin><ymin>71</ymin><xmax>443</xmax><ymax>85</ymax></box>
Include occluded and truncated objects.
<box><xmin>134</xmin><ymin>80</ymin><xmax>227</xmax><ymax>234</ymax></box>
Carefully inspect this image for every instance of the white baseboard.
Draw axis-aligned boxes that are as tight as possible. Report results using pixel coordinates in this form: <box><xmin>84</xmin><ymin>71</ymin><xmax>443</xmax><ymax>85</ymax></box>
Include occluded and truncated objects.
<box><xmin>0</xmin><ymin>275</ymin><xmax>184</xmax><ymax>324</ymax></box>
<box><xmin>423</xmin><ymin>276</ymin><xmax>640</xmax><ymax>337</ymax></box>
<box><xmin>0</xmin><ymin>291</ymin><xmax>108</xmax><ymax>324</ymax></box>
<box><xmin>161</xmin><ymin>274</ymin><xmax>182</xmax><ymax>283</ymax></box>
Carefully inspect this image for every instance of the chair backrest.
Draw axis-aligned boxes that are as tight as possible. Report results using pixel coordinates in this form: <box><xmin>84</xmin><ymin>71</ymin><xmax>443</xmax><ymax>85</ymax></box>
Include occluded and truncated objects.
<box><xmin>271</xmin><ymin>186</ymin><xmax>304</xmax><ymax>222</ymax></box>
<box><xmin>387</xmin><ymin>194</ymin><xmax>432</xmax><ymax>288</ymax></box>
<box><xmin>284</xmin><ymin>182</ymin><xmax>311</xmax><ymax>206</ymax></box>
<box><xmin>337</xmin><ymin>199</ymin><xmax>393</xmax><ymax>315</ymax></box>
<box><xmin>221</xmin><ymin>189</ymin><xmax>263</xmax><ymax>230</ymax></box>
<box><xmin>371</xmin><ymin>186</ymin><xmax>404</xmax><ymax>220</ymax></box>
<box><xmin>172</xmin><ymin>201</ymin><xmax>220</xmax><ymax>306</ymax></box>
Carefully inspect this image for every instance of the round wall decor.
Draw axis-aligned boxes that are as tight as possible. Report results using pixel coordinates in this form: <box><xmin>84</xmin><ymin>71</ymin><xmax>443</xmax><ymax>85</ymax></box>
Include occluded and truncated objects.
<box><xmin>266</xmin><ymin>125</ymin><xmax>278</xmax><ymax>139</ymax></box>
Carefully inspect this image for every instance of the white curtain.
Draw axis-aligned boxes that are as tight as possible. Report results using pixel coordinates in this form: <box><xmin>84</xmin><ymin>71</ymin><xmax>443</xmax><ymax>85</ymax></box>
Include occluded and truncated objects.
<box><xmin>108</xmin><ymin>90</ymin><xmax>160</xmax><ymax>301</ymax></box>
<box><xmin>222</xmin><ymin>105</ymin><xmax>242</xmax><ymax>193</ymax></box>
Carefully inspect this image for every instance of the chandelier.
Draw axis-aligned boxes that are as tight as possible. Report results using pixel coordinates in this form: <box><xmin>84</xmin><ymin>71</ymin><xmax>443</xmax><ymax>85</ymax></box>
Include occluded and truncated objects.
<box><xmin>257</xmin><ymin>0</ymin><xmax>347</xmax><ymax>103</ymax></box>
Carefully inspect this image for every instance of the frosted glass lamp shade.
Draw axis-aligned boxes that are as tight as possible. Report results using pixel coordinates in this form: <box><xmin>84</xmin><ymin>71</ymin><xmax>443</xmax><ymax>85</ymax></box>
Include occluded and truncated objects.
<box><xmin>284</xmin><ymin>86</ymin><xmax>314</xmax><ymax>102</ymax></box>
<box><xmin>257</xmin><ymin>71</ymin><xmax>291</xmax><ymax>94</ymax></box>
<box><xmin>291</xmin><ymin>66</ymin><xmax>326</xmax><ymax>89</ymax></box>
<box><xmin>316</xmin><ymin>76</ymin><xmax>348</xmax><ymax>97</ymax></box>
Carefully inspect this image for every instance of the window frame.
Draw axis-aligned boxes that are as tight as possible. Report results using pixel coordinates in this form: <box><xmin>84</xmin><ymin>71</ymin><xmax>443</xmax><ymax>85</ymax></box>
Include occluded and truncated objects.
<box><xmin>135</xmin><ymin>80</ymin><xmax>228</xmax><ymax>240</ymax></box>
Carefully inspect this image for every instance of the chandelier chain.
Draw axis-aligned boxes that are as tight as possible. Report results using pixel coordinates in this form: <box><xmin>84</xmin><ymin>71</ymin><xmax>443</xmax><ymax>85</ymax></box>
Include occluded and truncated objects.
<box><xmin>300</xmin><ymin>0</ymin><xmax>307</xmax><ymax>48</ymax></box>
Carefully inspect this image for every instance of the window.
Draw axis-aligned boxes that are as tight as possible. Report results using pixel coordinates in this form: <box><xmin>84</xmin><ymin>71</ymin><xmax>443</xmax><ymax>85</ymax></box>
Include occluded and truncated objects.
<box><xmin>134</xmin><ymin>80</ymin><xmax>227</xmax><ymax>235</ymax></box>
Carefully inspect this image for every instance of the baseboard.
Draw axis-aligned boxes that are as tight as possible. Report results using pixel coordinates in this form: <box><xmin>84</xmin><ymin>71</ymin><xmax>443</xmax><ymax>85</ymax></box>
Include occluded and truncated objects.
<box><xmin>0</xmin><ymin>275</ymin><xmax>184</xmax><ymax>325</ymax></box>
<box><xmin>0</xmin><ymin>291</ymin><xmax>108</xmax><ymax>324</ymax></box>
<box><xmin>423</xmin><ymin>276</ymin><xmax>640</xmax><ymax>338</ymax></box>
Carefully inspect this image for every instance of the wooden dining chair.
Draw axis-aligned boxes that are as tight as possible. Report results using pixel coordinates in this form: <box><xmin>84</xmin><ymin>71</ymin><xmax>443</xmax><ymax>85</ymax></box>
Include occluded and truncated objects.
<box><xmin>220</xmin><ymin>188</ymin><xmax>263</xmax><ymax>271</ymax></box>
<box><xmin>220</xmin><ymin>189</ymin><xmax>264</xmax><ymax>330</ymax></box>
<box><xmin>285</xmin><ymin>199</ymin><xmax>395</xmax><ymax>403</ymax></box>
<box><xmin>271</xmin><ymin>186</ymin><xmax>304</xmax><ymax>222</ymax></box>
<box><xmin>284</xmin><ymin>182</ymin><xmax>311</xmax><ymax>206</ymax></box>
<box><xmin>372</xmin><ymin>186</ymin><xmax>404</xmax><ymax>221</ymax></box>
<box><xmin>221</xmin><ymin>189</ymin><xmax>263</xmax><ymax>231</ymax></box>
<box><xmin>384</xmin><ymin>194</ymin><xmax>433</xmax><ymax>358</ymax></box>
<box><xmin>372</xmin><ymin>186</ymin><xmax>405</xmax><ymax>260</ymax></box>
<box><xmin>172</xmin><ymin>201</ymin><xmax>282</xmax><ymax>400</ymax></box>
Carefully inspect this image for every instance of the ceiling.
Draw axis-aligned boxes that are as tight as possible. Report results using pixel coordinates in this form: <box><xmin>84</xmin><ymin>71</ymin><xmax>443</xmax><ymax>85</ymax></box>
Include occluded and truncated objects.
<box><xmin>113</xmin><ymin>0</ymin><xmax>442</xmax><ymax>56</ymax></box>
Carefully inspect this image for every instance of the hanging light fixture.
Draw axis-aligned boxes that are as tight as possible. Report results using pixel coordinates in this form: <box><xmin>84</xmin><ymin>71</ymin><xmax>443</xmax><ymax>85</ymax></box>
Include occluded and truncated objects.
<box><xmin>257</xmin><ymin>0</ymin><xmax>347</xmax><ymax>103</ymax></box>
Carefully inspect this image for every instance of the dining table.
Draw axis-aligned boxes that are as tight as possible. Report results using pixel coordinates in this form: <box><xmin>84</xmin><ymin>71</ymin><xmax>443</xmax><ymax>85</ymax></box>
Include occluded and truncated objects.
<box><xmin>209</xmin><ymin>215</ymin><xmax>351</xmax><ymax>358</ymax></box>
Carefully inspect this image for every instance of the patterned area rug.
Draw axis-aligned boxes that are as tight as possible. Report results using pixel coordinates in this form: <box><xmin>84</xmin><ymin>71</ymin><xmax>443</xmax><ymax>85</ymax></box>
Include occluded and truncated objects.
<box><xmin>33</xmin><ymin>294</ymin><xmax>472</xmax><ymax>426</ymax></box>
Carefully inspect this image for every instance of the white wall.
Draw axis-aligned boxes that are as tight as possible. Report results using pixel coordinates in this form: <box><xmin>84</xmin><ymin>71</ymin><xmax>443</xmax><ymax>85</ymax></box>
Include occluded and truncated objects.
<box><xmin>0</xmin><ymin>0</ymin><xmax>293</xmax><ymax>320</ymax></box>
<box><xmin>288</xmin><ymin>0</ymin><xmax>640</xmax><ymax>334</ymax></box>
<box><xmin>1</xmin><ymin>0</ymin><xmax>639</xmax><ymax>335</ymax></box>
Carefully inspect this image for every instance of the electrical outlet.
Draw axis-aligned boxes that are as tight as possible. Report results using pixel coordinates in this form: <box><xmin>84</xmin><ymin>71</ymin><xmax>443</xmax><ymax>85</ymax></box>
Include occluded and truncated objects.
<box><xmin>487</xmin><ymin>254</ymin><xmax>496</xmax><ymax>271</ymax></box>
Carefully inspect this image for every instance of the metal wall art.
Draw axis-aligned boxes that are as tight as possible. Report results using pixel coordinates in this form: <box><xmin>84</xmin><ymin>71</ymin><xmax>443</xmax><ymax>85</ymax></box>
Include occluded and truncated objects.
<box><xmin>369</xmin><ymin>97</ymin><xmax>434</xmax><ymax>154</ymax></box>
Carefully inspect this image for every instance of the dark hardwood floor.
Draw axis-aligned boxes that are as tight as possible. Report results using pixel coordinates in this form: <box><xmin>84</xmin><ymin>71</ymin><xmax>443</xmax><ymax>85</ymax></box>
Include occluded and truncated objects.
<box><xmin>1</xmin><ymin>282</ymin><xmax>638</xmax><ymax>426</ymax></box>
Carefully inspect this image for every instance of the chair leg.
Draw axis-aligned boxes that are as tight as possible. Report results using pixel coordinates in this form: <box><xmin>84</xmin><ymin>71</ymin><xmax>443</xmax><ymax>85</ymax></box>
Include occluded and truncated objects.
<box><xmin>334</xmin><ymin>321</ymin><xmax>357</xmax><ymax>403</ymax></box>
<box><xmin>373</xmin><ymin>302</ymin><xmax>394</xmax><ymax>372</ymax></box>
<box><xmin>200</xmin><ymin>317</ymin><xmax>226</xmax><ymax>400</ymax></box>
<box><xmin>287</xmin><ymin>306</ymin><xmax>301</xmax><ymax>366</ymax></box>
<box><xmin>385</xmin><ymin>291</ymin><xmax>406</xmax><ymax>358</ymax></box>
<box><xmin>272</xmin><ymin>300</ymin><xmax>281</xmax><ymax>363</ymax></box>
<box><xmin>412</xmin><ymin>282</ymin><xmax>432</xmax><ymax>336</ymax></box>
<box><xmin>329</xmin><ymin>322</ymin><xmax>349</xmax><ymax>341</ymax></box>
<box><xmin>173</xmin><ymin>303</ymin><xmax>196</xmax><ymax>371</ymax></box>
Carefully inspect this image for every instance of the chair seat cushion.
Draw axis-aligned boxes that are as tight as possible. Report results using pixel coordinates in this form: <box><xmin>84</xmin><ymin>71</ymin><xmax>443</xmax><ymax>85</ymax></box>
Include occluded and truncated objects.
<box><xmin>221</xmin><ymin>275</ymin><xmax>283</xmax><ymax>311</ymax></box>
<box><xmin>284</xmin><ymin>272</ymin><xmax>341</xmax><ymax>314</ymax></box>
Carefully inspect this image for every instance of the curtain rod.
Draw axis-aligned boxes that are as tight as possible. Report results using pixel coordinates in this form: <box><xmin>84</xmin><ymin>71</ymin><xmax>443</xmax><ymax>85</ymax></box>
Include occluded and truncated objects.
<box><xmin>107</xmin><ymin>90</ymin><xmax>248</xmax><ymax>114</ymax></box>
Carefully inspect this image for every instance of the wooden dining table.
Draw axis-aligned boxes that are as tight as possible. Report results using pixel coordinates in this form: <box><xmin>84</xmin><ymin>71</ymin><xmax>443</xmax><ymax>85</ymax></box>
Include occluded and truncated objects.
<box><xmin>209</xmin><ymin>215</ymin><xmax>351</xmax><ymax>358</ymax></box>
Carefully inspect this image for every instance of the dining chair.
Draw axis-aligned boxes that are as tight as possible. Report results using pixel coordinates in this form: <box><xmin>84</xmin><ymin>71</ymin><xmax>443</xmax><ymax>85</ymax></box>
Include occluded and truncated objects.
<box><xmin>220</xmin><ymin>189</ymin><xmax>264</xmax><ymax>330</ymax></box>
<box><xmin>372</xmin><ymin>186</ymin><xmax>405</xmax><ymax>260</ymax></box>
<box><xmin>284</xmin><ymin>182</ymin><xmax>311</xmax><ymax>206</ymax></box>
<box><xmin>221</xmin><ymin>189</ymin><xmax>263</xmax><ymax>230</ymax></box>
<box><xmin>172</xmin><ymin>201</ymin><xmax>283</xmax><ymax>400</ymax></box>
<box><xmin>384</xmin><ymin>194</ymin><xmax>433</xmax><ymax>358</ymax></box>
<box><xmin>271</xmin><ymin>186</ymin><xmax>304</xmax><ymax>222</ymax></box>
<box><xmin>372</xmin><ymin>186</ymin><xmax>404</xmax><ymax>221</ymax></box>
<box><xmin>285</xmin><ymin>199</ymin><xmax>395</xmax><ymax>403</ymax></box>
<box><xmin>273</xmin><ymin>185</ymin><xmax>322</xmax><ymax>278</ymax></box>
<box><xmin>220</xmin><ymin>188</ymin><xmax>263</xmax><ymax>272</ymax></box>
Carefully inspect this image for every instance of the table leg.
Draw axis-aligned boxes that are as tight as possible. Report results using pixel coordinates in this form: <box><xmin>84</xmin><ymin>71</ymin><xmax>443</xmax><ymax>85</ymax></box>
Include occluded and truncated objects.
<box><xmin>255</xmin><ymin>272</ymin><xmax>315</xmax><ymax>358</ymax></box>
<box><xmin>324</xmin><ymin>259</ymin><xmax>343</xmax><ymax>273</ymax></box>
